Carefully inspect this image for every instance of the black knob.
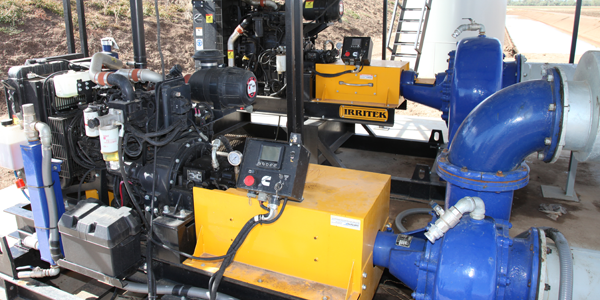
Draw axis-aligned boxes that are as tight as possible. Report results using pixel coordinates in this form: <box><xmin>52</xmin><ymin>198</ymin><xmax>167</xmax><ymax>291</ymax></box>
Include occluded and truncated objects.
<box><xmin>88</xmin><ymin>118</ymin><xmax>100</xmax><ymax>129</ymax></box>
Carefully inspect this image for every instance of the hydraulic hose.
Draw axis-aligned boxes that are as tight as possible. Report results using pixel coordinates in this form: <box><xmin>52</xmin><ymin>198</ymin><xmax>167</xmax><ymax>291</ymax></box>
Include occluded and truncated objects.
<box><xmin>122</xmin><ymin>281</ymin><xmax>238</xmax><ymax>300</ymax></box>
<box><xmin>394</xmin><ymin>208</ymin><xmax>432</xmax><ymax>233</ymax></box>
<box><xmin>106</xmin><ymin>73</ymin><xmax>136</xmax><ymax>102</ymax></box>
<box><xmin>218</xmin><ymin>136</ymin><xmax>233</xmax><ymax>152</ymax></box>
<box><xmin>540</xmin><ymin>227</ymin><xmax>573</xmax><ymax>300</ymax></box>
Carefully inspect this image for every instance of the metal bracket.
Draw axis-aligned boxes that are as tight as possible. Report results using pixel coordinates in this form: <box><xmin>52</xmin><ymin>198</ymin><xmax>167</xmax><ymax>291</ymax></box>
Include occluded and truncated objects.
<box><xmin>0</xmin><ymin>237</ymin><xmax>17</xmax><ymax>279</ymax></box>
<box><xmin>541</xmin><ymin>153</ymin><xmax>579</xmax><ymax>202</ymax></box>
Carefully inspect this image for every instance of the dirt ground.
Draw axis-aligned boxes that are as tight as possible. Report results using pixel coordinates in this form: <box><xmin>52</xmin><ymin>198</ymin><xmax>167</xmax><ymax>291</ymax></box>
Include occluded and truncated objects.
<box><xmin>507</xmin><ymin>5</ymin><xmax>600</xmax><ymax>63</ymax></box>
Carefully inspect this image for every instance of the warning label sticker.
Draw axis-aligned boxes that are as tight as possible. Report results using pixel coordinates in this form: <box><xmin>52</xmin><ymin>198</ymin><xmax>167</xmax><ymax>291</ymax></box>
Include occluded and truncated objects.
<box><xmin>196</xmin><ymin>39</ymin><xmax>204</xmax><ymax>50</ymax></box>
<box><xmin>330</xmin><ymin>215</ymin><xmax>361</xmax><ymax>231</ymax></box>
<box><xmin>305</xmin><ymin>0</ymin><xmax>314</xmax><ymax>8</ymax></box>
<box><xmin>195</xmin><ymin>27</ymin><xmax>203</xmax><ymax>36</ymax></box>
<box><xmin>227</xmin><ymin>50</ymin><xmax>234</xmax><ymax>59</ymax></box>
<box><xmin>206</xmin><ymin>14</ymin><xmax>213</xmax><ymax>23</ymax></box>
<box><xmin>395</xmin><ymin>234</ymin><xmax>413</xmax><ymax>248</ymax></box>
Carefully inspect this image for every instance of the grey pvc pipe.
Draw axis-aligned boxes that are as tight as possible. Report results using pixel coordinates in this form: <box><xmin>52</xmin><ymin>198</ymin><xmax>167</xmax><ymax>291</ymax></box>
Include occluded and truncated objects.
<box><xmin>394</xmin><ymin>208</ymin><xmax>432</xmax><ymax>233</ymax></box>
<box><xmin>540</xmin><ymin>227</ymin><xmax>573</xmax><ymax>300</ymax></box>
<box><xmin>122</xmin><ymin>281</ymin><xmax>238</xmax><ymax>300</ymax></box>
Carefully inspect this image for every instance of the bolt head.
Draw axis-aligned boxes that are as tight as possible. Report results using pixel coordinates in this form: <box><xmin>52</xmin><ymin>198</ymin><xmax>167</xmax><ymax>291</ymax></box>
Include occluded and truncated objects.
<box><xmin>145</xmin><ymin>206</ymin><xmax>151</xmax><ymax>211</ymax></box>
<box><xmin>169</xmin><ymin>180</ymin><xmax>174</xmax><ymax>184</ymax></box>
<box><xmin>538</xmin><ymin>152</ymin><xmax>545</xmax><ymax>160</ymax></box>
<box><xmin>549</xmin><ymin>103</ymin><xmax>556</xmax><ymax>111</ymax></box>
<box><xmin>144</xmin><ymin>195</ymin><xmax>150</xmax><ymax>200</ymax></box>
<box><xmin>186</xmin><ymin>143</ymin><xmax>190</xmax><ymax>148</ymax></box>
<box><xmin>175</xmin><ymin>159</ymin><xmax>180</xmax><ymax>163</ymax></box>
<box><xmin>153</xmin><ymin>208</ymin><xmax>159</xmax><ymax>214</ymax></box>
<box><xmin>258</xmin><ymin>279</ymin><xmax>263</xmax><ymax>283</ymax></box>
<box><xmin>544</xmin><ymin>137</ymin><xmax>552</xmax><ymax>145</ymax></box>
<box><xmin>547</xmin><ymin>74</ymin><xmax>554</xmax><ymax>82</ymax></box>
<box><xmin>362</xmin><ymin>272</ymin><xmax>367</xmax><ymax>278</ymax></box>
<box><xmin>362</xmin><ymin>284</ymin><xmax>367</xmax><ymax>290</ymax></box>
<box><xmin>95</xmin><ymin>173</ymin><xmax>100</xmax><ymax>178</ymax></box>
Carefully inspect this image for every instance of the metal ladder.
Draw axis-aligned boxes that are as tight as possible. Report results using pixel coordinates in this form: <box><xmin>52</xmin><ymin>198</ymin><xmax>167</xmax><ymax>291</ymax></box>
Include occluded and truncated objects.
<box><xmin>386</xmin><ymin>0</ymin><xmax>432</xmax><ymax>70</ymax></box>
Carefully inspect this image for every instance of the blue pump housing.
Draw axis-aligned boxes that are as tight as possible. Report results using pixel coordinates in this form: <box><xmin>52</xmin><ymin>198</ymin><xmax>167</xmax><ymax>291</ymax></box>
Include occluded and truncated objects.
<box><xmin>374</xmin><ymin>218</ymin><xmax>542</xmax><ymax>300</ymax></box>
<box><xmin>448</xmin><ymin>36</ymin><xmax>504</xmax><ymax>144</ymax></box>
<box><xmin>21</xmin><ymin>142</ymin><xmax>65</xmax><ymax>265</ymax></box>
<box><xmin>400</xmin><ymin>35</ymin><xmax>506</xmax><ymax>144</ymax></box>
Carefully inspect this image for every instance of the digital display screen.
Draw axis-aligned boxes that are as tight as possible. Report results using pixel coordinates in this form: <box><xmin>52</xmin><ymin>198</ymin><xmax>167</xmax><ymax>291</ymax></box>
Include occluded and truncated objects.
<box><xmin>260</xmin><ymin>145</ymin><xmax>282</xmax><ymax>162</ymax></box>
<box><xmin>352</xmin><ymin>38</ymin><xmax>361</xmax><ymax>47</ymax></box>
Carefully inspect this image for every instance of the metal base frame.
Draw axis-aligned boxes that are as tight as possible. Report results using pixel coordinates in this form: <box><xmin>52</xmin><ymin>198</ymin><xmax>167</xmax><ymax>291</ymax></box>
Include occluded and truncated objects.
<box><xmin>213</xmin><ymin>112</ymin><xmax>447</xmax><ymax>201</ymax></box>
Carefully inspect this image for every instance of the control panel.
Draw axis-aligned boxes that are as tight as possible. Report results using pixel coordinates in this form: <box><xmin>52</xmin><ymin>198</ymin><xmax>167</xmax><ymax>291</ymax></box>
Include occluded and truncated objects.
<box><xmin>341</xmin><ymin>37</ymin><xmax>373</xmax><ymax>66</ymax></box>
<box><xmin>237</xmin><ymin>138</ymin><xmax>310</xmax><ymax>201</ymax></box>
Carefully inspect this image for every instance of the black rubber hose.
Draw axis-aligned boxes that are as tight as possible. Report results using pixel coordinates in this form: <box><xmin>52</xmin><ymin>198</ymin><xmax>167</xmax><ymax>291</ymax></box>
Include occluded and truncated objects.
<box><xmin>394</xmin><ymin>208</ymin><xmax>433</xmax><ymax>233</ymax></box>
<box><xmin>218</xmin><ymin>136</ymin><xmax>233</xmax><ymax>152</ymax></box>
<box><xmin>539</xmin><ymin>227</ymin><xmax>573</xmax><ymax>300</ymax></box>
<box><xmin>117</xmin><ymin>135</ymin><xmax>150</xmax><ymax>230</ymax></box>
<box><xmin>107</xmin><ymin>73</ymin><xmax>135</xmax><ymax>102</ymax></box>
<box><xmin>208</xmin><ymin>198</ymin><xmax>289</xmax><ymax>299</ymax></box>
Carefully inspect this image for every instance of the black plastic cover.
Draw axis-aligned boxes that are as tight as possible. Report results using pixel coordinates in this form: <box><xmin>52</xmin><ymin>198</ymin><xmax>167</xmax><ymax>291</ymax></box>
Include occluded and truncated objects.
<box><xmin>59</xmin><ymin>200</ymin><xmax>140</xmax><ymax>247</ymax></box>
<box><xmin>58</xmin><ymin>200</ymin><xmax>142</xmax><ymax>277</ymax></box>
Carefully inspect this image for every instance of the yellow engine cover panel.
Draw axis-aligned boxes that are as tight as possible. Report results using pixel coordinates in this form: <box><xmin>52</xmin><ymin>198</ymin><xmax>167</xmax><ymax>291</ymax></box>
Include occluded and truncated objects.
<box><xmin>188</xmin><ymin>164</ymin><xmax>390</xmax><ymax>299</ymax></box>
<box><xmin>315</xmin><ymin>60</ymin><xmax>409</xmax><ymax>107</ymax></box>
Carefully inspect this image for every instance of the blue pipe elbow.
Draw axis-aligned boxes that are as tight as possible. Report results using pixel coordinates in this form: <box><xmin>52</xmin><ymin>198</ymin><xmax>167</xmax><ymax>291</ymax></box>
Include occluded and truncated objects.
<box><xmin>448</xmin><ymin>71</ymin><xmax>562</xmax><ymax>173</ymax></box>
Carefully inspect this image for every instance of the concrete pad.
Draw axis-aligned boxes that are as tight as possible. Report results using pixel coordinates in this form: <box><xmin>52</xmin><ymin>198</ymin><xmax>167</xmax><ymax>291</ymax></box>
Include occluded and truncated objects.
<box><xmin>505</xmin><ymin>15</ymin><xmax>598</xmax><ymax>54</ymax></box>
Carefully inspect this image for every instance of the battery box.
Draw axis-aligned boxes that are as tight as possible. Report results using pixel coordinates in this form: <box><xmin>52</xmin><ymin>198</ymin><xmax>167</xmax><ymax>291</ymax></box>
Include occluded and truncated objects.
<box><xmin>58</xmin><ymin>200</ymin><xmax>141</xmax><ymax>277</ymax></box>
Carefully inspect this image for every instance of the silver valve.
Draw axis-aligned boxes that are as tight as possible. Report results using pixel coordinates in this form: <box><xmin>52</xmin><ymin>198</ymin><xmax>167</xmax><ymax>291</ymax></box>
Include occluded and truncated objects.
<box><xmin>452</xmin><ymin>18</ymin><xmax>486</xmax><ymax>38</ymax></box>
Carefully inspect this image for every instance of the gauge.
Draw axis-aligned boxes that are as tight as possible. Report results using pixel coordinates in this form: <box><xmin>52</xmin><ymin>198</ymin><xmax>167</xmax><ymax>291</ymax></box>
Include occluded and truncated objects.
<box><xmin>228</xmin><ymin>151</ymin><xmax>243</xmax><ymax>166</ymax></box>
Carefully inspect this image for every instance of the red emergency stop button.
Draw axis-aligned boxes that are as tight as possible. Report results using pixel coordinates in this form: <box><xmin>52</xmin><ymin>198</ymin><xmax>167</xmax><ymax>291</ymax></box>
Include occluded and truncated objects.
<box><xmin>344</xmin><ymin>51</ymin><xmax>350</xmax><ymax>57</ymax></box>
<box><xmin>244</xmin><ymin>175</ymin><xmax>255</xmax><ymax>186</ymax></box>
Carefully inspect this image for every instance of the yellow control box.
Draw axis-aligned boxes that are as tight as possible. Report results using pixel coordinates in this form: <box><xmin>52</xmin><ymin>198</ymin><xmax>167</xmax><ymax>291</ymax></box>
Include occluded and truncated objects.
<box><xmin>315</xmin><ymin>60</ymin><xmax>409</xmax><ymax>107</ymax></box>
<box><xmin>186</xmin><ymin>164</ymin><xmax>391</xmax><ymax>300</ymax></box>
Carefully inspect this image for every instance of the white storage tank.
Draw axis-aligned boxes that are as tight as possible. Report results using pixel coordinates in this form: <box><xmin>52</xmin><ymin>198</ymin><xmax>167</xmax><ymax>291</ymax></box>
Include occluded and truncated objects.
<box><xmin>396</xmin><ymin>0</ymin><xmax>507</xmax><ymax>78</ymax></box>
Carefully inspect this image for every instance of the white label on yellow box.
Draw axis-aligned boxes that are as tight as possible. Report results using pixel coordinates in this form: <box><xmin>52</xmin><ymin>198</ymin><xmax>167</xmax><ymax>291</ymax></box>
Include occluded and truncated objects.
<box><xmin>330</xmin><ymin>215</ymin><xmax>361</xmax><ymax>230</ymax></box>
<box><xmin>360</xmin><ymin>74</ymin><xmax>373</xmax><ymax>80</ymax></box>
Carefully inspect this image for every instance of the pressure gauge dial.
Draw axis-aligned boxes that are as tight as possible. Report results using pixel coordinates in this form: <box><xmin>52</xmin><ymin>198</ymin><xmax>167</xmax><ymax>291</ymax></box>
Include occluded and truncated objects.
<box><xmin>228</xmin><ymin>151</ymin><xmax>243</xmax><ymax>166</ymax></box>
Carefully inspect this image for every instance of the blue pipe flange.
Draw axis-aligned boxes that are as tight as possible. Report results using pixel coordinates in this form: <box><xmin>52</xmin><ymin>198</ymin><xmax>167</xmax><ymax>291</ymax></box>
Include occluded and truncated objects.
<box><xmin>437</xmin><ymin>150</ymin><xmax>529</xmax><ymax>192</ymax></box>
<box><xmin>538</xmin><ymin>68</ymin><xmax>564</xmax><ymax>163</ymax></box>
